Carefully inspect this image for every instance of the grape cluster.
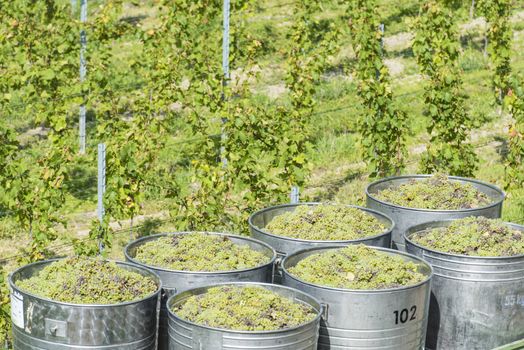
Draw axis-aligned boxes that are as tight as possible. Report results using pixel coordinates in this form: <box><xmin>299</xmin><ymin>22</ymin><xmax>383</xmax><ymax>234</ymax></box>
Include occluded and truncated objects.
<box><xmin>375</xmin><ymin>174</ymin><xmax>490</xmax><ymax>210</ymax></box>
<box><xmin>264</xmin><ymin>205</ymin><xmax>386</xmax><ymax>241</ymax></box>
<box><xmin>16</xmin><ymin>257</ymin><xmax>158</xmax><ymax>304</ymax></box>
<box><xmin>288</xmin><ymin>245</ymin><xmax>425</xmax><ymax>290</ymax></box>
<box><xmin>134</xmin><ymin>233</ymin><xmax>270</xmax><ymax>271</ymax></box>
<box><xmin>412</xmin><ymin>217</ymin><xmax>524</xmax><ymax>257</ymax></box>
<box><xmin>173</xmin><ymin>285</ymin><xmax>317</xmax><ymax>331</ymax></box>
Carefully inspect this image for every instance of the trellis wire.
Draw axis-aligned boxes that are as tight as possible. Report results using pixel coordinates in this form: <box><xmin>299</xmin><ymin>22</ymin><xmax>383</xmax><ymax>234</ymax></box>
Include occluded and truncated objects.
<box><xmin>0</xmin><ymin>217</ymin><xmax>175</xmax><ymax>265</ymax></box>
<box><xmin>0</xmin><ymin>136</ymin><xmax>522</xmax><ymax>265</ymax></box>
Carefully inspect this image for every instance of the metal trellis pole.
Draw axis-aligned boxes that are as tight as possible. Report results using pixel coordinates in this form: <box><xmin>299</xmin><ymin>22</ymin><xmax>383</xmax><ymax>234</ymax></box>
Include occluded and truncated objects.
<box><xmin>220</xmin><ymin>0</ymin><xmax>230</xmax><ymax>167</ymax></box>
<box><xmin>379</xmin><ymin>23</ymin><xmax>385</xmax><ymax>53</ymax></box>
<box><xmin>79</xmin><ymin>0</ymin><xmax>87</xmax><ymax>155</ymax></box>
<box><xmin>290</xmin><ymin>186</ymin><xmax>300</xmax><ymax>204</ymax></box>
<box><xmin>222</xmin><ymin>0</ymin><xmax>230</xmax><ymax>82</ymax></box>
<box><xmin>376</xmin><ymin>23</ymin><xmax>385</xmax><ymax>81</ymax></box>
<box><xmin>97</xmin><ymin>143</ymin><xmax>106</xmax><ymax>253</ymax></box>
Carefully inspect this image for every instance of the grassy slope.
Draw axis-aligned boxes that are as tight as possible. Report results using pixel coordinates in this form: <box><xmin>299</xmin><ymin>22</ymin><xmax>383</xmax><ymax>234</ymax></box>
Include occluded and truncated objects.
<box><xmin>1</xmin><ymin>0</ymin><xmax>524</xmax><ymax>267</ymax></box>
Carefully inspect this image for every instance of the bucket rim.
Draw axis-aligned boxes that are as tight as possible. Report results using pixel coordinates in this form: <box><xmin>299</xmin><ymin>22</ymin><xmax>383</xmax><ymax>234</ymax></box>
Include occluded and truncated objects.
<box><xmin>248</xmin><ymin>202</ymin><xmax>395</xmax><ymax>244</ymax></box>
<box><xmin>166</xmin><ymin>281</ymin><xmax>323</xmax><ymax>334</ymax></box>
<box><xmin>404</xmin><ymin>219</ymin><xmax>524</xmax><ymax>260</ymax></box>
<box><xmin>9</xmin><ymin>258</ymin><xmax>162</xmax><ymax>308</ymax></box>
<box><xmin>281</xmin><ymin>245</ymin><xmax>433</xmax><ymax>293</ymax></box>
<box><xmin>365</xmin><ymin>174</ymin><xmax>505</xmax><ymax>213</ymax></box>
<box><xmin>124</xmin><ymin>232</ymin><xmax>277</xmax><ymax>274</ymax></box>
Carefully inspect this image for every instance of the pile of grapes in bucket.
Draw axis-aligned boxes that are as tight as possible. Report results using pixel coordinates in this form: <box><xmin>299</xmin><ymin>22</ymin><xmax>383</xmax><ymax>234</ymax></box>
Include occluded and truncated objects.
<box><xmin>8</xmin><ymin>174</ymin><xmax>523</xmax><ymax>350</ymax></box>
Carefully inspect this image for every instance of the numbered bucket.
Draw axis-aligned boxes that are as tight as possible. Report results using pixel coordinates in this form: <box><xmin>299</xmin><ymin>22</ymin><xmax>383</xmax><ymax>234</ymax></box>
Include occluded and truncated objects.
<box><xmin>166</xmin><ymin>282</ymin><xmax>322</xmax><ymax>350</ymax></box>
<box><xmin>366</xmin><ymin>175</ymin><xmax>504</xmax><ymax>251</ymax></box>
<box><xmin>125</xmin><ymin>232</ymin><xmax>276</xmax><ymax>350</ymax></box>
<box><xmin>9</xmin><ymin>259</ymin><xmax>161</xmax><ymax>350</ymax></box>
<box><xmin>405</xmin><ymin>221</ymin><xmax>524</xmax><ymax>350</ymax></box>
<box><xmin>281</xmin><ymin>246</ymin><xmax>433</xmax><ymax>349</ymax></box>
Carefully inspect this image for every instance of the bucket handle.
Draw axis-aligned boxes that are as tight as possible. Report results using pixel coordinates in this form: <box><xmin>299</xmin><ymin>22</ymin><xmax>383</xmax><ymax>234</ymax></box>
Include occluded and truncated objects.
<box><xmin>320</xmin><ymin>303</ymin><xmax>329</xmax><ymax>322</ymax></box>
<box><xmin>45</xmin><ymin>318</ymin><xmax>68</xmax><ymax>338</ymax></box>
<box><xmin>271</xmin><ymin>256</ymin><xmax>284</xmax><ymax>284</ymax></box>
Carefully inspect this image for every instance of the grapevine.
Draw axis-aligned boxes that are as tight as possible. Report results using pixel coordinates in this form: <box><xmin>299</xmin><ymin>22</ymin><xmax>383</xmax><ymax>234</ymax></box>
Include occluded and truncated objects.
<box><xmin>148</xmin><ymin>0</ymin><xmax>230</xmax><ymax>231</ymax></box>
<box><xmin>505</xmin><ymin>75</ymin><xmax>524</xmax><ymax>189</ymax></box>
<box><xmin>221</xmin><ymin>0</ymin><xmax>342</xmax><ymax>224</ymax></box>
<box><xmin>478</xmin><ymin>0</ymin><xmax>513</xmax><ymax>106</ymax></box>
<box><xmin>222</xmin><ymin>9</ymin><xmax>288</xmax><ymax>213</ymax></box>
<box><xmin>0</xmin><ymin>0</ymin><xmax>77</xmax><ymax>261</ymax></box>
<box><xmin>347</xmin><ymin>0</ymin><xmax>408</xmax><ymax>177</ymax></box>
<box><xmin>0</xmin><ymin>267</ymin><xmax>9</xmax><ymax>348</ymax></box>
<box><xmin>413</xmin><ymin>0</ymin><xmax>477</xmax><ymax>176</ymax></box>
<box><xmin>282</xmin><ymin>0</ymin><xmax>341</xmax><ymax>186</ymax></box>
<box><xmin>0</xmin><ymin>0</ymin><xmax>80</xmax><ymax>128</ymax></box>
<box><xmin>71</xmin><ymin>1</ymin><xmax>167</xmax><ymax>253</ymax></box>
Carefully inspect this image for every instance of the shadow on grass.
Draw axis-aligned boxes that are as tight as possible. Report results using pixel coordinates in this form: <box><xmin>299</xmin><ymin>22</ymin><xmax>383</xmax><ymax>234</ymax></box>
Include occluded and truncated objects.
<box><xmin>382</xmin><ymin>1</ymin><xmax>420</xmax><ymax>30</ymax></box>
<box><xmin>311</xmin><ymin>170</ymin><xmax>363</xmax><ymax>202</ymax></box>
<box><xmin>495</xmin><ymin>135</ymin><xmax>509</xmax><ymax>161</ymax></box>
<box><xmin>136</xmin><ymin>217</ymin><xmax>165</xmax><ymax>238</ymax></box>
<box><xmin>65</xmin><ymin>164</ymin><xmax>97</xmax><ymax>201</ymax></box>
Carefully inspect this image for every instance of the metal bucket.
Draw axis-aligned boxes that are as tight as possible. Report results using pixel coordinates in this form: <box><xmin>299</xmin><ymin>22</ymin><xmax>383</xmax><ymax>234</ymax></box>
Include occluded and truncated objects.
<box><xmin>248</xmin><ymin>203</ymin><xmax>393</xmax><ymax>257</ymax></box>
<box><xmin>405</xmin><ymin>221</ymin><xmax>524</xmax><ymax>350</ymax></box>
<box><xmin>166</xmin><ymin>282</ymin><xmax>322</xmax><ymax>349</ymax></box>
<box><xmin>9</xmin><ymin>259</ymin><xmax>161</xmax><ymax>350</ymax></box>
<box><xmin>125</xmin><ymin>232</ymin><xmax>276</xmax><ymax>350</ymax></box>
<box><xmin>281</xmin><ymin>246</ymin><xmax>433</xmax><ymax>349</ymax></box>
<box><xmin>366</xmin><ymin>175</ymin><xmax>505</xmax><ymax>251</ymax></box>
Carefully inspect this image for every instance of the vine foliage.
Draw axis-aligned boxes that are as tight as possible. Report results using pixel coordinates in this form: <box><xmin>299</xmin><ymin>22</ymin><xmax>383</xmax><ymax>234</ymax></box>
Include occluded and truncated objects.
<box><xmin>283</xmin><ymin>0</ymin><xmax>341</xmax><ymax>186</ymax></box>
<box><xmin>74</xmin><ymin>1</ymin><xmax>165</xmax><ymax>254</ymax></box>
<box><xmin>413</xmin><ymin>0</ymin><xmax>477</xmax><ymax>176</ymax></box>
<box><xmin>0</xmin><ymin>0</ymin><xmax>74</xmax><ymax>262</ymax></box>
<box><xmin>505</xmin><ymin>75</ymin><xmax>524</xmax><ymax>189</ymax></box>
<box><xmin>0</xmin><ymin>268</ymin><xmax>9</xmax><ymax>348</ymax></box>
<box><xmin>478</xmin><ymin>0</ymin><xmax>513</xmax><ymax>105</ymax></box>
<box><xmin>347</xmin><ymin>0</ymin><xmax>408</xmax><ymax>177</ymax></box>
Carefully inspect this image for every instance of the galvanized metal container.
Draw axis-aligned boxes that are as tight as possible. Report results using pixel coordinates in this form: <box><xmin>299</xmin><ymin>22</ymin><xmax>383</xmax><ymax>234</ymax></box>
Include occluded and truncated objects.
<box><xmin>492</xmin><ymin>338</ymin><xmax>524</xmax><ymax>350</ymax></box>
<box><xmin>9</xmin><ymin>259</ymin><xmax>161</xmax><ymax>350</ymax></box>
<box><xmin>248</xmin><ymin>203</ymin><xmax>394</xmax><ymax>257</ymax></box>
<box><xmin>166</xmin><ymin>282</ymin><xmax>322</xmax><ymax>349</ymax></box>
<box><xmin>125</xmin><ymin>232</ymin><xmax>276</xmax><ymax>350</ymax></box>
<box><xmin>366</xmin><ymin>175</ymin><xmax>505</xmax><ymax>251</ymax></box>
<box><xmin>405</xmin><ymin>221</ymin><xmax>524</xmax><ymax>350</ymax></box>
<box><xmin>281</xmin><ymin>246</ymin><xmax>433</xmax><ymax>349</ymax></box>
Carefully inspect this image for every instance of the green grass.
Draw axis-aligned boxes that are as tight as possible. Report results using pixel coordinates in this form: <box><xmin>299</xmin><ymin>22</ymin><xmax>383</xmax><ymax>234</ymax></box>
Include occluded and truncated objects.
<box><xmin>1</xmin><ymin>0</ymin><xmax>524</xmax><ymax>267</ymax></box>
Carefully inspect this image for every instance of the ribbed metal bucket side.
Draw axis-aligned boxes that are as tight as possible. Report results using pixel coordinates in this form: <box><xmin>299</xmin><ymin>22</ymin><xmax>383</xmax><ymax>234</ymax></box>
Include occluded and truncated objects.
<box><xmin>248</xmin><ymin>203</ymin><xmax>394</xmax><ymax>257</ymax></box>
<box><xmin>12</xmin><ymin>328</ymin><xmax>156</xmax><ymax>350</ymax></box>
<box><xmin>166</xmin><ymin>282</ymin><xmax>322</xmax><ymax>350</ymax></box>
<box><xmin>9</xmin><ymin>259</ymin><xmax>161</xmax><ymax>350</ymax></box>
<box><xmin>281</xmin><ymin>246</ymin><xmax>433</xmax><ymax>350</ymax></box>
<box><xmin>405</xmin><ymin>221</ymin><xmax>524</xmax><ymax>350</ymax></box>
<box><xmin>366</xmin><ymin>175</ymin><xmax>505</xmax><ymax>251</ymax></box>
<box><xmin>124</xmin><ymin>233</ymin><xmax>277</xmax><ymax>350</ymax></box>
